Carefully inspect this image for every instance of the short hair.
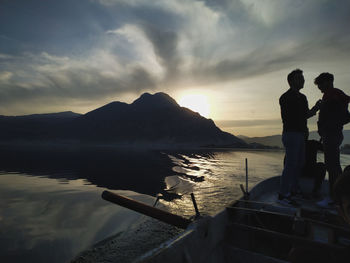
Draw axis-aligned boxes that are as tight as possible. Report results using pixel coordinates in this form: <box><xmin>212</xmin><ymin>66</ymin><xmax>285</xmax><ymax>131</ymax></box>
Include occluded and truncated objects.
<box><xmin>333</xmin><ymin>167</ymin><xmax>350</xmax><ymax>203</ymax></box>
<box><xmin>287</xmin><ymin>69</ymin><xmax>303</xmax><ymax>86</ymax></box>
<box><xmin>314</xmin><ymin>72</ymin><xmax>334</xmax><ymax>85</ymax></box>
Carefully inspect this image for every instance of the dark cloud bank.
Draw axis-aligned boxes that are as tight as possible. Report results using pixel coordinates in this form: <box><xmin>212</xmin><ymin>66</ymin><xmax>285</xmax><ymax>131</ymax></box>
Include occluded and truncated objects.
<box><xmin>1</xmin><ymin>0</ymin><xmax>350</xmax><ymax>113</ymax></box>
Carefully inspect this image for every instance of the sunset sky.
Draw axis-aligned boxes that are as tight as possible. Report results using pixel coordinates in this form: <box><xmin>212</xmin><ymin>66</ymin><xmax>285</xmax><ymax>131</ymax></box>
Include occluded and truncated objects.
<box><xmin>1</xmin><ymin>0</ymin><xmax>350</xmax><ymax>136</ymax></box>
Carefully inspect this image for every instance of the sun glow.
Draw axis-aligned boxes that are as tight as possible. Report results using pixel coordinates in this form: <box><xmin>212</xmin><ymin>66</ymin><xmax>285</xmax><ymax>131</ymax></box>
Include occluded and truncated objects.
<box><xmin>178</xmin><ymin>94</ymin><xmax>210</xmax><ymax>118</ymax></box>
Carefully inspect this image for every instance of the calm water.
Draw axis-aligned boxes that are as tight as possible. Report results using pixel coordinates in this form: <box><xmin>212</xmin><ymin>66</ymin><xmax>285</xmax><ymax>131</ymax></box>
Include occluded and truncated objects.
<box><xmin>0</xmin><ymin>146</ymin><xmax>349</xmax><ymax>262</ymax></box>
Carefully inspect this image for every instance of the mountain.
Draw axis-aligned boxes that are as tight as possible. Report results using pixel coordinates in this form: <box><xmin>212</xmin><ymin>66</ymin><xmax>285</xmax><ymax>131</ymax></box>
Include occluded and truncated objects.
<box><xmin>239</xmin><ymin>130</ymin><xmax>350</xmax><ymax>148</ymax></box>
<box><xmin>0</xmin><ymin>111</ymin><xmax>82</xmax><ymax>141</ymax></box>
<box><xmin>0</xmin><ymin>92</ymin><xmax>246</xmax><ymax>147</ymax></box>
<box><xmin>0</xmin><ymin>111</ymin><xmax>81</xmax><ymax>120</ymax></box>
<box><xmin>238</xmin><ymin>135</ymin><xmax>284</xmax><ymax>148</ymax></box>
<box><xmin>76</xmin><ymin>92</ymin><xmax>246</xmax><ymax>146</ymax></box>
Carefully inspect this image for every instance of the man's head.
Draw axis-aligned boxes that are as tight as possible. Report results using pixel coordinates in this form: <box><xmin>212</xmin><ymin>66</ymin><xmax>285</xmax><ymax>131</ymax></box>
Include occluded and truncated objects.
<box><xmin>314</xmin><ymin>72</ymin><xmax>334</xmax><ymax>93</ymax></box>
<box><xmin>334</xmin><ymin>167</ymin><xmax>350</xmax><ymax>225</ymax></box>
<box><xmin>287</xmin><ymin>69</ymin><xmax>304</xmax><ymax>90</ymax></box>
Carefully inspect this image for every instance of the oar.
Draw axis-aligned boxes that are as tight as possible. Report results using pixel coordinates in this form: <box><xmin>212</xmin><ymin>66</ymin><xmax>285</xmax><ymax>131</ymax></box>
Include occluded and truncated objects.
<box><xmin>102</xmin><ymin>190</ymin><xmax>192</xmax><ymax>229</ymax></box>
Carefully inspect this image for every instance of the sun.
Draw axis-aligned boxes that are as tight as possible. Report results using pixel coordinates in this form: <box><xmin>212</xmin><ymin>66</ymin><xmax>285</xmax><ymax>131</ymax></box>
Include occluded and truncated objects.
<box><xmin>178</xmin><ymin>94</ymin><xmax>210</xmax><ymax>118</ymax></box>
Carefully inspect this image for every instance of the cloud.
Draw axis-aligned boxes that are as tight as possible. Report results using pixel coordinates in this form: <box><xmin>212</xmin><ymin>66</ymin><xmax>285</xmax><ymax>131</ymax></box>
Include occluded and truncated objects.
<box><xmin>191</xmin><ymin>36</ymin><xmax>350</xmax><ymax>85</ymax></box>
<box><xmin>216</xmin><ymin>119</ymin><xmax>281</xmax><ymax>128</ymax></box>
<box><xmin>0</xmin><ymin>71</ymin><xmax>13</xmax><ymax>81</ymax></box>
<box><xmin>0</xmin><ymin>51</ymin><xmax>159</xmax><ymax>108</ymax></box>
<box><xmin>0</xmin><ymin>0</ymin><xmax>350</xmax><ymax>116</ymax></box>
<box><xmin>107</xmin><ymin>24</ymin><xmax>164</xmax><ymax>77</ymax></box>
<box><xmin>139</xmin><ymin>23</ymin><xmax>180</xmax><ymax>80</ymax></box>
<box><xmin>216</xmin><ymin>116</ymin><xmax>318</xmax><ymax>131</ymax></box>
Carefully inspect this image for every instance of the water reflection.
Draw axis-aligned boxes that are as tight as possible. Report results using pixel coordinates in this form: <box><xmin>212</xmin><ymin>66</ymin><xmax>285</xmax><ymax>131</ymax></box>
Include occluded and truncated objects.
<box><xmin>163</xmin><ymin>150</ymin><xmax>350</xmax><ymax>218</ymax></box>
<box><xmin>162</xmin><ymin>149</ymin><xmax>287</xmax><ymax>217</ymax></box>
<box><xmin>0</xmin><ymin>145</ymin><xmax>177</xmax><ymax>263</ymax></box>
<box><xmin>1</xmin><ymin>145</ymin><xmax>349</xmax><ymax>263</ymax></box>
<box><xmin>0</xmin><ymin>145</ymin><xmax>174</xmax><ymax>196</ymax></box>
<box><xmin>0</xmin><ymin>174</ymin><xmax>156</xmax><ymax>263</ymax></box>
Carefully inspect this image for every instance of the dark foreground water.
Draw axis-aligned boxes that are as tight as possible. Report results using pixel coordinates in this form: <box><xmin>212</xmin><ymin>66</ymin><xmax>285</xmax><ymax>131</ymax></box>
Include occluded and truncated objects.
<box><xmin>0</xmin><ymin>145</ymin><xmax>349</xmax><ymax>262</ymax></box>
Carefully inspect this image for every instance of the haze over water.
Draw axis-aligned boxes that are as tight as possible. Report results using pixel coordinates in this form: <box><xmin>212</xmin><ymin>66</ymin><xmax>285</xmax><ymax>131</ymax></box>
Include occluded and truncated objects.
<box><xmin>1</xmin><ymin>147</ymin><xmax>350</xmax><ymax>262</ymax></box>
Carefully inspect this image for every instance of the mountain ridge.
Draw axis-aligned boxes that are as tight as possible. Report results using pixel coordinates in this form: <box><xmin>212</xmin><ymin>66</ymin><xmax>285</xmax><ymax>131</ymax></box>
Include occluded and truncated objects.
<box><xmin>239</xmin><ymin>130</ymin><xmax>350</xmax><ymax>148</ymax></box>
<box><xmin>0</xmin><ymin>92</ymin><xmax>246</xmax><ymax>148</ymax></box>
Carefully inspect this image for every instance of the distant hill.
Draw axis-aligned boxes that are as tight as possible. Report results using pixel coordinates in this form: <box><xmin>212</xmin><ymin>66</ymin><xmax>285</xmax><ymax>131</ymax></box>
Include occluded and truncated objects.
<box><xmin>0</xmin><ymin>111</ymin><xmax>81</xmax><ymax>120</ymax></box>
<box><xmin>238</xmin><ymin>135</ymin><xmax>285</xmax><ymax>148</ymax></box>
<box><xmin>0</xmin><ymin>92</ymin><xmax>246</xmax><ymax>148</ymax></box>
<box><xmin>0</xmin><ymin>111</ymin><xmax>82</xmax><ymax>141</ymax></box>
<box><xmin>239</xmin><ymin>130</ymin><xmax>350</xmax><ymax>148</ymax></box>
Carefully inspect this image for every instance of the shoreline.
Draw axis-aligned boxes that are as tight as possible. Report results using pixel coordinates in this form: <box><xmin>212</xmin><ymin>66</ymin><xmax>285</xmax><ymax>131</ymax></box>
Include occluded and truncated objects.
<box><xmin>0</xmin><ymin>140</ymin><xmax>281</xmax><ymax>151</ymax></box>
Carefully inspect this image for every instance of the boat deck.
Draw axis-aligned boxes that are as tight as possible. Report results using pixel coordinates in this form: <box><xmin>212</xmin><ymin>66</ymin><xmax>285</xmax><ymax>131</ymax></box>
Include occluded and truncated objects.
<box><xmin>248</xmin><ymin>190</ymin><xmax>338</xmax><ymax>215</ymax></box>
<box><xmin>136</xmin><ymin>176</ymin><xmax>350</xmax><ymax>263</ymax></box>
<box><xmin>231</xmin><ymin>176</ymin><xmax>349</xmax><ymax>228</ymax></box>
<box><xmin>246</xmin><ymin>176</ymin><xmax>336</xmax><ymax>212</ymax></box>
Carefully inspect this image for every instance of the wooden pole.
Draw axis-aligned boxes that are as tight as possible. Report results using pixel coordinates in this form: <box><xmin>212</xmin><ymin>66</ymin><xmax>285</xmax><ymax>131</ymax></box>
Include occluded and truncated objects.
<box><xmin>102</xmin><ymin>190</ymin><xmax>192</xmax><ymax>229</ymax></box>
<box><xmin>190</xmin><ymin>193</ymin><xmax>200</xmax><ymax>218</ymax></box>
<box><xmin>245</xmin><ymin>158</ymin><xmax>249</xmax><ymax>194</ymax></box>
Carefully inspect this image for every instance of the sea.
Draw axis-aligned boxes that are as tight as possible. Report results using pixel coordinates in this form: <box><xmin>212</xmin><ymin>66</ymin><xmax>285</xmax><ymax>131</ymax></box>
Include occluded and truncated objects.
<box><xmin>1</xmin><ymin>145</ymin><xmax>350</xmax><ymax>263</ymax></box>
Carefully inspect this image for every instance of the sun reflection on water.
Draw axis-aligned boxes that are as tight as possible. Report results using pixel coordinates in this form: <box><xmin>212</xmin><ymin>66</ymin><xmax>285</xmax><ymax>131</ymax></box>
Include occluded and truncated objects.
<box><xmin>162</xmin><ymin>150</ymin><xmax>350</xmax><ymax>219</ymax></box>
<box><xmin>161</xmin><ymin>150</ymin><xmax>287</xmax><ymax>217</ymax></box>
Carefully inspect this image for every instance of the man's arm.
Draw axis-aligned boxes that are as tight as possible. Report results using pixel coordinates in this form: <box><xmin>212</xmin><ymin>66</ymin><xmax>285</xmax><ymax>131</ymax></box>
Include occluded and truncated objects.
<box><xmin>307</xmin><ymin>99</ymin><xmax>322</xmax><ymax>119</ymax></box>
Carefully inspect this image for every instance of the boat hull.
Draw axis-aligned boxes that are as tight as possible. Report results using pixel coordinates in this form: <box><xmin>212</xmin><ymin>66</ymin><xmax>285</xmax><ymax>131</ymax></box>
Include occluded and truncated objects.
<box><xmin>137</xmin><ymin>176</ymin><xmax>350</xmax><ymax>263</ymax></box>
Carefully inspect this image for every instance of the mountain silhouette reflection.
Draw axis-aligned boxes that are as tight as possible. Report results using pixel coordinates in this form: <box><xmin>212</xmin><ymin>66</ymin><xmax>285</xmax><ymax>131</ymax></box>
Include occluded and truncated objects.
<box><xmin>0</xmin><ymin>145</ymin><xmax>175</xmax><ymax>196</ymax></box>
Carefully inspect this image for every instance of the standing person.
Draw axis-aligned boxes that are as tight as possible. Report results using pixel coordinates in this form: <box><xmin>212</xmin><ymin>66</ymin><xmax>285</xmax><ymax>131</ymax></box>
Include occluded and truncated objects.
<box><xmin>314</xmin><ymin>72</ymin><xmax>350</xmax><ymax>208</ymax></box>
<box><xmin>278</xmin><ymin>69</ymin><xmax>320</xmax><ymax>206</ymax></box>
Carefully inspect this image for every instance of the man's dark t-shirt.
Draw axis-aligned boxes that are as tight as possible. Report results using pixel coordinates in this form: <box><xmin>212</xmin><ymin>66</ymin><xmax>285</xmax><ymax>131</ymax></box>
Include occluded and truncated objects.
<box><xmin>279</xmin><ymin>89</ymin><xmax>309</xmax><ymax>133</ymax></box>
<box><xmin>318</xmin><ymin>87</ymin><xmax>350</xmax><ymax>136</ymax></box>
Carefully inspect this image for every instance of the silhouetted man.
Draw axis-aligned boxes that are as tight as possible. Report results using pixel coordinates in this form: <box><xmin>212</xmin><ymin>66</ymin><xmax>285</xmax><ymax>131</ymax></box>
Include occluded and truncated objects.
<box><xmin>314</xmin><ymin>72</ymin><xmax>350</xmax><ymax>208</ymax></box>
<box><xmin>278</xmin><ymin>69</ymin><xmax>320</xmax><ymax>206</ymax></box>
